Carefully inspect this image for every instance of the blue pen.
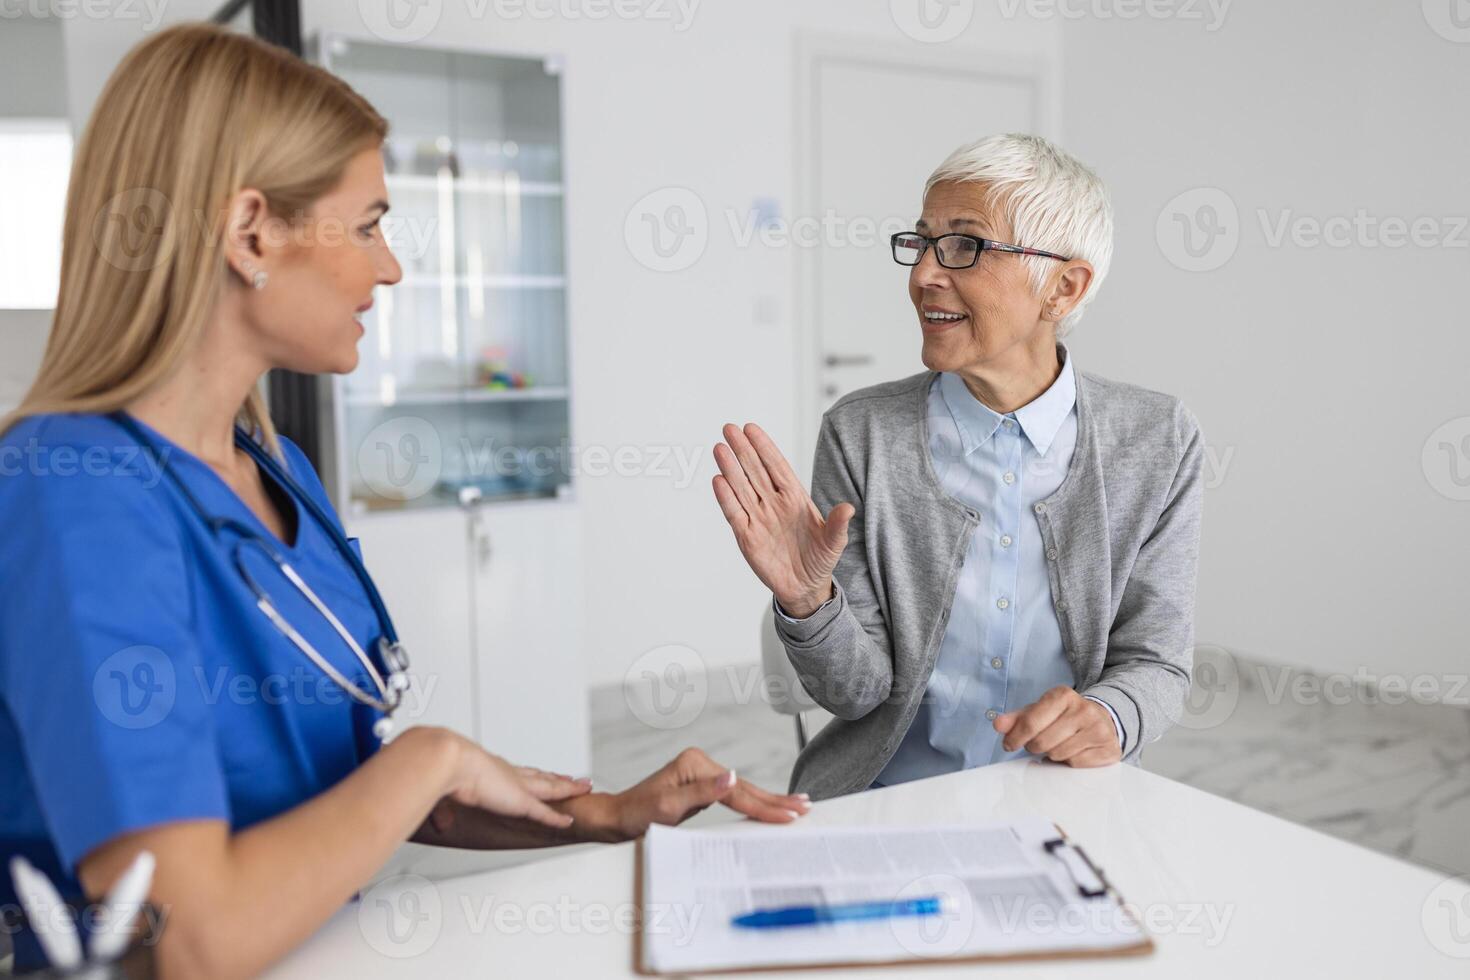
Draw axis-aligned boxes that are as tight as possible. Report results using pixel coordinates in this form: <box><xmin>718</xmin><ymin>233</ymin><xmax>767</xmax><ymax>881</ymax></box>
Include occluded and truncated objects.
<box><xmin>732</xmin><ymin>896</ymin><xmax>943</xmax><ymax>929</ymax></box>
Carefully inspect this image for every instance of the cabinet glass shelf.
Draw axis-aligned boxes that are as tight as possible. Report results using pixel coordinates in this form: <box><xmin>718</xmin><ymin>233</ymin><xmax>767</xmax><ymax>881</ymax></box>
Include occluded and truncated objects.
<box><xmin>343</xmin><ymin>386</ymin><xmax>570</xmax><ymax>407</ymax></box>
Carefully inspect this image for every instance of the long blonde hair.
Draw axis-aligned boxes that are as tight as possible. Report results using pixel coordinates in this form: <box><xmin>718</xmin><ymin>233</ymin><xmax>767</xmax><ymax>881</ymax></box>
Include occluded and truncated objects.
<box><xmin>1</xmin><ymin>23</ymin><xmax>387</xmax><ymax>456</ymax></box>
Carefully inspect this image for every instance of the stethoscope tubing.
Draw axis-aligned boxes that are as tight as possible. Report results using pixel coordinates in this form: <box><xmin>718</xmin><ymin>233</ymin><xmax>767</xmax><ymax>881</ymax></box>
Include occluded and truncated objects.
<box><xmin>107</xmin><ymin>412</ymin><xmax>408</xmax><ymax>720</ymax></box>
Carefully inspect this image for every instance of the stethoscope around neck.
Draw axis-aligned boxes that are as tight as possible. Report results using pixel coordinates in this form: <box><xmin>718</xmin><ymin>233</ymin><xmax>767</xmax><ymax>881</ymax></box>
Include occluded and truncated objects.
<box><xmin>110</xmin><ymin>412</ymin><xmax>411</xmax><ymax>741</ymax></box>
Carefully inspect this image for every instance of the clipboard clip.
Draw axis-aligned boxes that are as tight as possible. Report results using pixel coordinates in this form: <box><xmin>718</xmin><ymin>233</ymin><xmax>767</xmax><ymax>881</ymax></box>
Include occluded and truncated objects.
<box><xmin>1043</xmin><ymin>837</ymin><xmax>1110</xmax><ymax>899</ymax></box>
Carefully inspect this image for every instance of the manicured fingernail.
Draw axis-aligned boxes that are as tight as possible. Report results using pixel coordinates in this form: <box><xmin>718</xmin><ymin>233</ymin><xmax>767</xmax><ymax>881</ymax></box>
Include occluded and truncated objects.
<box><xmin>797</xmin><ymin>793</ymin><xmax>810</xmax><ymax>800</ymax></box>
<box><xmin>723</xmin><ymin>770</ymin><xmax>738</xmax><ymax>788</ymax></box>
<box><xmin>785</xmin><ymin>809</ymin><xmax>801</xmax><ymax>819</ymax></box>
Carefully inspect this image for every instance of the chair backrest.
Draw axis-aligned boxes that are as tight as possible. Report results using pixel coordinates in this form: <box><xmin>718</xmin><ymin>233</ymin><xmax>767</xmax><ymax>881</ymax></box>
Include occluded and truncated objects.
<box><xmin>759</xmin><ymin>603</ymin><xmax>820</xmax><ymax>716</ymax></box>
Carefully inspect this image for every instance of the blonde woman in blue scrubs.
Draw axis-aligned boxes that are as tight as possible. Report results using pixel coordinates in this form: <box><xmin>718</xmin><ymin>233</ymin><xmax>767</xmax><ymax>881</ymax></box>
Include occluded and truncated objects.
<box><xmin>0</xmin><ymin>24</ymin><xmax>807</xmax><ymax>977</ymax></box>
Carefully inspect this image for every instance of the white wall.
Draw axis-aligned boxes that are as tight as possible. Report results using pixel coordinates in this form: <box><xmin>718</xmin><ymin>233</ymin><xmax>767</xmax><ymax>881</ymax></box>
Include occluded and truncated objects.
<box><xmin>0</xmin><ymin>310</ymin><xmax>51</xmax><ymax>412</ymax></box>
<box><xmin>56</xmin><ymin>0</ymin><xmax>218</xmax><ymax>127</ymax></box>
<box><xmin>1</xmin><ymin>15</ymin><xmax>69</xmax><ymax>116</ymax></box>
<box><xmin>1057</xmin><ymin>1</ymin><xmax>1470</xmax><ymax>690</ymax></box>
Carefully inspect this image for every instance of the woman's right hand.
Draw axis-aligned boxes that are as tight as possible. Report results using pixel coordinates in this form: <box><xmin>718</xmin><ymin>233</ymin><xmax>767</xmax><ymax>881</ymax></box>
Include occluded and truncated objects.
<box><xmin>712</xmin><ymin>423</ymin><xmax>854</xmax><ymax>619</ymax></box>
<box><xmin>432</xmin><ymin>729</ymin><xmax>590</xmax><ymax>830</ymax></box>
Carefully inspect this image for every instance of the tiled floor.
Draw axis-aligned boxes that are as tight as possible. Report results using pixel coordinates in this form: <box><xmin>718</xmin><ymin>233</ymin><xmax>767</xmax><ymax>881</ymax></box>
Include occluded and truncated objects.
<box><xmin>376</xmin><ymin>651</ymin><xmax>1469</xmax><ymax>884</ymax></box>
<box><xmin>1139</xmin><ymin>652</ymin><xmax>1470</xmax><ymax>878</ymax></box>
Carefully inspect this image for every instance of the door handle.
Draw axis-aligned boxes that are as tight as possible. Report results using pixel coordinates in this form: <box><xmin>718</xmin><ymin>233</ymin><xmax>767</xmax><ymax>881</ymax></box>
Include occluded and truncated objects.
<box><xmin>466</xmin><ymin>507</ymin><xmax>492</xmax><ymax>567</ymax></box>
<box><xmin>459</xmin><ymin>486</ymin><xmax>492</xmax><ymax>567</ymax></box>
<box><xmin>824</xmin><ymin>353</ymin><xmax>874</xmax><ymax>368</ymax></box>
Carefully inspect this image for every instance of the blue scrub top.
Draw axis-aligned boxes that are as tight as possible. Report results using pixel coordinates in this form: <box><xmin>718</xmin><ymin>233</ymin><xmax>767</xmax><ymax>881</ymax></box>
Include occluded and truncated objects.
<box><xmin>0</xmin><ymin>412</ymin><xmax>385</xmax><ymax>962</ymax></box>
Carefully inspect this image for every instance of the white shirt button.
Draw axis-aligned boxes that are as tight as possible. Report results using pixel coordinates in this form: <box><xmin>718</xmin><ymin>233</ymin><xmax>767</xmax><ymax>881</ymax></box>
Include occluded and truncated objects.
<box><xmin>991</xmin><ymin>657</ymin><xmax>1004</xmax><ymax>669</ymax></box>
<box><xmin>985</xmin><ymin>709</ymin><xmax>999</xmax><ymax>720</ymax></box>
<box><xmin>1034</xmin><ymin>502</ymin><xmax>1047</xmax><ymax>514</ymax></box>
<box><xmin>999</xmin><ymin>534</ymin><xmax>1013</xmax><ymax>548</ymax></box>
<box><xmin>1002</xmin><ymin>471</ymin><xmax>1015</xmax><ymax>485</ymax></box>
<box><xmin>996</xmin><ymin>597</ymin><xmax>1010</xmax><ymax>610</ymax></box>
<box><xmin>1002</xmin><ymin>418</ymin><xmax>1015</xmax><ymax>429</ymax></box>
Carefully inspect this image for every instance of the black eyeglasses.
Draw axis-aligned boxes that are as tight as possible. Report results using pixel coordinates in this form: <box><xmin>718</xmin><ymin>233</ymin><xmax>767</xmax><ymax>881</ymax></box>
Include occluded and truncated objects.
<box><xmin>891</xmin><ymin>232</ymin><xmax>1070</xmax><ymax>270</ymax></box>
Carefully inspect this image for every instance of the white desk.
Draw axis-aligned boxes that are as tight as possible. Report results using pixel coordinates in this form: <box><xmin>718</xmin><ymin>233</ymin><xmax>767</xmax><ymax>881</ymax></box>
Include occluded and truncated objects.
<box><xmin>266</xmin><ymin>760</ymin><xmax>1469</xmax><ymax>978</ymax></box>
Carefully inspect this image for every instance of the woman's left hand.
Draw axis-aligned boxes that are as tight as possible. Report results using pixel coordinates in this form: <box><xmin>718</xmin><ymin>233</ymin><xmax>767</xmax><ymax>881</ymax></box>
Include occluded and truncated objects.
<box><xmin>608</xmin><ymin>748</ymin><xmax>811</xmax><ymax>840</ymax></box>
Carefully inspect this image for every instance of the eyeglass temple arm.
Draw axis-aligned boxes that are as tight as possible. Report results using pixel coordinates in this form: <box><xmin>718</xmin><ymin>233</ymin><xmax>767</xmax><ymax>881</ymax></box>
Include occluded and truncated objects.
<box><xmin>985</xmin><ymin>241</ymin><xmax>1071</xmax><ymax>261</ymax></box>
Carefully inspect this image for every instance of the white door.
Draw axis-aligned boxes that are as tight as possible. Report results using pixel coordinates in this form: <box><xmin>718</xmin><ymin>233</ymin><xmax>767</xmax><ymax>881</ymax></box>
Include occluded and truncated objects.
<box><xmin>350</xmin><ymin>507</ymin><xmax>478</xmax><ymax>738</ymax></box>
<box><xmin>799</xmin><ymin>41</ymin><xmax>1047</xmax><ymax>443</ymax></box>
<box><xmin>470</xmin><ymin>499</ymin><xmax>590</xmax><ymax>776</ymax></box>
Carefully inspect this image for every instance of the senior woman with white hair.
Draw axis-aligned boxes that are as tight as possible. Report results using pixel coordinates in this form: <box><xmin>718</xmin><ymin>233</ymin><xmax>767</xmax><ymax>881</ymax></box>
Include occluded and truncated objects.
<box><xmin>713</xmin><ymin>133</ymin><xmax>1205</xmax><ymax>800</ymax></box>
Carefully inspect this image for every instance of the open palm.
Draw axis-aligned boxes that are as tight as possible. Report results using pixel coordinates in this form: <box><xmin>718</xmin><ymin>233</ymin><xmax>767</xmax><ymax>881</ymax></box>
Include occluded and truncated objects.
<box><xmin>711</xmin><ymin>423</ymin><xmax>854</xmax><ymax>619</ymax></box>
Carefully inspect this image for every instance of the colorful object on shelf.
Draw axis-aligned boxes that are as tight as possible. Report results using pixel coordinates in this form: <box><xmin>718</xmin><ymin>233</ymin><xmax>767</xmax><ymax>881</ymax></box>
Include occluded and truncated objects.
<box><xmin>475</xmin><ymin>346</ymin><xmax>532</xmax><ymax>391</ymax></box>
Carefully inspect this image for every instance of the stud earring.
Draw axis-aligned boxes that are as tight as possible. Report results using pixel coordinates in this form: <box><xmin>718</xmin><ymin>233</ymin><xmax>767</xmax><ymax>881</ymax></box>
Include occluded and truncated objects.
<box><xmin>242</xmin><ymin>261</ymin><xmax>267</xmax><ymax>290</ymax></box>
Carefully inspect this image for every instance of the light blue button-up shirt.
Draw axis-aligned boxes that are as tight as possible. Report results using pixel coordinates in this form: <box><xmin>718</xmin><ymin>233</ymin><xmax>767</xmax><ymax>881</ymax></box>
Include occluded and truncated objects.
<box><xmin>868</xmin><ymin>349</ymin><xmax>1120</xmax><ymax>786</ymax></box>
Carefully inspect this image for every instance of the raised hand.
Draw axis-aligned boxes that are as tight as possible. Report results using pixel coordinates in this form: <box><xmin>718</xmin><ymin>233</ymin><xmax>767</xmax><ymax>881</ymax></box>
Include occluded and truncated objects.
<box><xmin>712</xmin><ymin>423</ymin><xmax>854</xmax><ymax>619</ymax></box>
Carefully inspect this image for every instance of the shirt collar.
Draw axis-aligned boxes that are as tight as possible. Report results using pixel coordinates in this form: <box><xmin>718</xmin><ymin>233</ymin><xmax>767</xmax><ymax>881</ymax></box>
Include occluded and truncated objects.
<box><xmin>938</xmin><ymin>345</ymin><xmax>1077</xmax><ymax>457</ymax></box>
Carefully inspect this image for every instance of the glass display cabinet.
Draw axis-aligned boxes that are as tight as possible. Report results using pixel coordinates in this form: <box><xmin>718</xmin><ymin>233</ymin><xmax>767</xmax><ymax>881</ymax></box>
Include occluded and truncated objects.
<box><xmin>318</xmin><ymin>34</ymin><xmax>573</xmax><ymax>514</ymax></box>
<box><xmin>310</xmin><ymin>34</ymin><xmax>588</xmax><ymax>777</ymax></box>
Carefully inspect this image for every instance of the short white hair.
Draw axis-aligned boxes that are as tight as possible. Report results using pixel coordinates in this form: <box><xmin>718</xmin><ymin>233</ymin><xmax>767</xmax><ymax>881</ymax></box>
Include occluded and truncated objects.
<box><xmin>925</xmin><ymin>133</ymin><xmax>1113</xmax><ymax>335</ymax></box>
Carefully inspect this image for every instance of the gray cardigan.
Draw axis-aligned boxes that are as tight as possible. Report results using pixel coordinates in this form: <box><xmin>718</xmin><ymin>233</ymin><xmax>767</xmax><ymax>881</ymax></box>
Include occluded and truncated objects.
<box><xmin>776</xmin><ymin>368</ymin><xmax>1205</xmax><ymax>800</ymax></box>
